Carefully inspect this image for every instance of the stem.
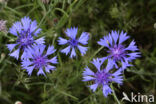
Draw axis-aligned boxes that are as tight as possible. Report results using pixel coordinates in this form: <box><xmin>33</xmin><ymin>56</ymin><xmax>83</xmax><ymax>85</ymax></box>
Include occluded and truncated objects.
<box><xmin>111</xmin><ymin>84</ymin><xmax>121</xmax><ymax>104</ymax></box>
<box><xmin>38</xmin><ymin>7</ymin><xmax>52</xmax><ymax>27</ymax></box>
<box><xmin>57</xmin><ymin>53</ymin><xmax>63</xmax><ymax>66</ymax></box>
<box><xmin>5</xmin><ymin>6</ymin><xmax>22</xmax><ymax>17</ymax></box>
<box><xmin>15</xmin><ymin>3</ymin><xmax>34</xmax><ymax>10</ymax></box>
<box><xmin>88</xmin><ymin>46</ymin><xmax>104</xmax><ymax>62</ymax></box>
<box><xmin>127</xmin><ymin>69</ymin><xmax>156</xmax><ymax>76</ymax></box>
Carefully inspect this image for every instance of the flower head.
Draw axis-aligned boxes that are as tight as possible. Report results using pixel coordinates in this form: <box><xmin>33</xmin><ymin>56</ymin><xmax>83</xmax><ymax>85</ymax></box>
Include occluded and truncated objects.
<box><xmin>21</xmin><ymin>44</ymin><xmax>58</xmax><ymax>76</ymax></box>
<box><xmin>98</xmin><ymin>31</ymin><xmax>140</xmax><ymax>70</ymax></box>
<box><xmin>58</xmin><ymin>27</ymin><xmax>89</xmax><ymax>58</ymax></box>
<box><xmin>83</xmin><ymin>58</ymin><xmax>123</xmax><ymax>97</ymax></box>
<box><xmin>0</xmin><ymin>20</ymin><xmax>7</xmax><ymax>32</ymax></box>
<box><xmin>7</xmin><ymin>16</ymin><xmax>44</xmax><ymax>60</ymax></box>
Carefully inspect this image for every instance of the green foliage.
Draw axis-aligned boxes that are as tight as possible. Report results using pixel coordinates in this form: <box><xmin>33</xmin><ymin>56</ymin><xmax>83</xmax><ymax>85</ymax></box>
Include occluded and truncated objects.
<box><xmin>0</xmin><ymin>0</ymin><xmax>156</xmax><ymax>104</ymax></box>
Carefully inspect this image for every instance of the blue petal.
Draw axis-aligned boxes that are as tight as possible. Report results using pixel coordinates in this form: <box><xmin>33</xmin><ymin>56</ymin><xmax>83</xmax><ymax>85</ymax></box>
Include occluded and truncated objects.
<box><xmin>112</xmin><ymin>69</ymin><xmax>123</xmax><ymax>84</ymax></box>
<box><xmin>61</xmin><ymin>46</ymin><xmax>71</xmax><ymax>55</ymax></box>
<box><xmin>77</xmin><ymin>45</ymin><xmax>88</xmax><ymax>56</ymax></box>
<box><xmin>107</xmin><ymin>34</ymin><xmax>113</xmax><ymax>45</ymax></box>
<box><xmin>58</xmin><ymin>37</ymin><xmax>68</xmax><ymax>45</ymax></box>
<box><xmin>90</xmin><ymin>83</ymin><xmax>99</xmax><ymax>92</ymax></box>
<box><xmin>21</xmin><ymin>50</ymin><xmax>28</xmax><ymax>59</ymax></box>
<box><xmin>125</xmin><ymin>40</ymin><xmax>138</xmax><ymax>51</ymax></box>
<box><xmin>9</xmin><ymin>26</ymin><xmax>18</xmax><ymax>36</ymax></box>
<box><xmin>78</xmin><ymin>32</ymin><xmax>89</xmax><ymax>45</ymax></box>
<box><xmin>102</xmin><ymin>85</ymin><xmax>112</xmax><ymax>97</ymax></box>
<box><xmin>21</xmin><ymin>16</ymin><xmax>31</xmax><ymax>31</ymax></box>
<box><xmin>111</xmin><ymin>31</ymin><xmax>119</xmax><ymax>44</ymax></box>
<box><xmin>70</xmin><ymin>48</ymin><xmax>76</xmax><ymax>58</ymax></box>
<box><xmin>6</xmin><ymin>44</ymin><xmax>17</xmax><ymax>52</ymax></box>
<box><xmin>119</xmin><ymin>31</ymin><xmax>130</xmax><ymax>44</ymax></box>
<box><xmin>29</xmin><ymin>44</ymin><xmax>44</xmax><ymax>56</ymax></box>
<box><xmin>37</xmin><ymin>68</ymin><xmax>46</xmax><ymax>76</ymax></box>
<box><xmin>109</xmin><ymin>58</ymin><xmax>119</xmax><ymax>68</ymax></box>
<box><xmin>99</xmin><ymin>57</ymin><xmax>107</xmax><ymax>63</ymax></box>
<box><xmin>38</xmin><ymin>44</ymin><xmax>46</xmax><ymax>55</ymax></box>
<box><xmin>13</xmin><ymin>21</ymin><xmax>22</xmax><ymax>33</ymax></box>
<box><xmin>105</xmin><ymin>59</ymin><xmax>114</xmax><ymax>72</ymax></box>
<box><xmin>9</xmin><ymin>48</ymin><xmax>20</xmax><ymax>60</ymax></box>
<box><xmin>127</xmin><ymin>52</ymin><xmax>141</xmax><ymax>60</ymax></box>
<box><xmin>83</xmin><ymin>67</ymin><xmax>95</xmax><ymax>76</ymax></box>
<box><xmin>91</xmin><ymin>58</ymin><xmax>102</xmax><ymax>71</ymax></box>
<box><xmin>111</xmin><ymin>76</ymin><xmax>123</xmax><ymax>84</ymax></box>
<box><xmin>35</xmin><ymin>37</ymin><xmax>45</xmax><ymax>45</ymax></box>
<box><xmin>112</xmin><ymin>68</ymin><xmax>123</xmax><ymax>76</ymax></box>
<box><xmin>24</xmin><ymin>47</ymin><xmax>34</xmax><ymax>58</ymax></box>
<box><xmin>48</xmin><ymin>56</ymin><xmax>58</xmax><ymax>64</ymax></box>
<box><xmin>83</xmin><ymin>76</ymin><xmax>95</xmax><ymax>81</ymax></box>
<box><xmin>65</xmin><ymin>27</ymin><xmax>78</xmax><ymax>39</ymax></box>
<box><xmin>46</xmin><ymin>45</ymin><xmax>56</xmax><ymax>56</ymax></box>
<box><xmin>121</xmin><ymin>60</ymin><xmax>131</xmax><ymax>70</ymax></box>
<box><xmin>21</xmin><ymin>59</ymin><xmax>33</xmax><ymax>67</ymax></box>
<box><xmin>25</xmin><ymin>65</ymin><xmax>35</xmax><ymax>76</ymax></box>
<box><xmin>45</xmin><ymin>65</ymin><xmax>56</xmax><ymax>73</ymax></box>
<box><xmin>34</xmin><ymin>28</ymin><xmax>41</xmax><ymax>36</ymax></box>
<box><xmin>97</xmin><ymin>36</ymin><xmax>109</xmax><ymax>47</ymax></box>
<box><xmin>30</xmin><ymin>44</ymin><xmax>39</xmax><ymax>55</ymax></box>
<box><xmin>30</xmin><ymin>20</ymin><xmax>38</xmax><ymax>33</ymax></box>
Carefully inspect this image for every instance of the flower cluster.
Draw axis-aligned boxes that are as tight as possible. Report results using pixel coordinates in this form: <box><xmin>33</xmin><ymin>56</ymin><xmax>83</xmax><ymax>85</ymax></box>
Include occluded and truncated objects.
<box><xmin>7</xmin><ymin>17</ymin><xmax>44</xmax><ymax>60</ymax></box>
<box><xmin>82</xmin><ymin>31</ymin><xmax>140</xmax><ymax>97</ymax></box>
<box><xmin>7</xmin><ymin>17</ymin><xmax>57</xmax><ymax>76</ymax></box>
<box><xmin>6</xmin><ymin>16</ymin><xmax>141</xmax><ymax>98</ymax></box>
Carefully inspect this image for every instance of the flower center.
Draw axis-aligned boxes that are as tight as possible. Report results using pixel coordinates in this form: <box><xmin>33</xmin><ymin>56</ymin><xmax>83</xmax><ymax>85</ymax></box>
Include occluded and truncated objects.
<box><xmin>21</xmin><ymin>38</ymin><xmax>29</xmax><ymax>44</ymax></box>
<box><xmin>17</xmin><ymin>31</ymin><xmax>34</xmax><ymax>49</ymax></box>
<box><xmin>109</xmin><ymin>45</ymin><xmax>125</xmax><ymax>61</ymax></box>
<box><xmin>68</xmin><ymin>39</ymin><xmax>78</xmax><ymax>47</ymax></box>
<box><xmin>95</xmin><ymin>71</ymin><xmax>111</xmax><ymax>85</ymax></box>
<box><xmin>113</xmin><ymin>49</ymin><xmax>120</xmax><ymax>55</ymax></box>
<box><xmin>34</xmin><ymin>56</ymin><xmax>47</xmax><ymax>68</ymax></box>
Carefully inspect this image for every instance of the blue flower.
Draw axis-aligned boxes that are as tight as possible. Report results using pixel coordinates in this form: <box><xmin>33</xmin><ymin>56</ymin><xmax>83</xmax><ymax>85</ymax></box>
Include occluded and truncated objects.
<box><xmin>58</xmin><ymin>27</ymin><xmax>89</xmax><ymax>58</ymax></box>
<box><xmin>21</xmin><ymin>44</ymin><xmax>58</xmax><ymax>76</ymax></box>
<box><xmin>98</xmin><ymin>30</ymin><xmax>140</xmax><ymax>70</ymax></box>
<box><xmin>83</xmin><ymin>58</ymin><xmax>123</xmax><ymax>97</ymax></box>
<box><xmin>7</xmin><ymin>16</ymin><xmax>44</xmax><ymax>60</ymax></box>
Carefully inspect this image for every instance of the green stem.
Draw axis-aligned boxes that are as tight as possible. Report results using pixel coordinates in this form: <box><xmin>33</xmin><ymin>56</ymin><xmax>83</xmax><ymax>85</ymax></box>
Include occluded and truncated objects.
<box><xmin>111</xmin><ymin>84</ymin><xmax>121</xmax><ymax>104</ymax></box>
<box><xmin>88</xmin><ymin>46</ymin><xmax>104</xmax><ymax>62</ymax></box>
<box><xmin>38</xmin><ymin>7</ymin><xmax>52</xmax><ymax>27</ymax></box>
<box><xmin>5</xmin><ymin>6</ymin><xmax>22</xmax><ymax>16</ymax></box>
<box><xmin>127</xmin><ymin>69</ymin><xmax>156</xmax><ymax>76</ymax></box>
<box><xmin>15</xmin><ymin>3</ymin><xmax>34</xmax><ymax>10</ymax></box>
<box><xmin>58</xmin><ymin>53</ymin><xmax>63</xmax><ymax>66</ymax></box>
<box><xmin>54</xmin><ymin>8</ymin><xmax>69</xmax><ymax>17</ymax></box>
